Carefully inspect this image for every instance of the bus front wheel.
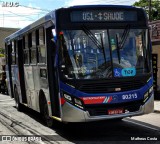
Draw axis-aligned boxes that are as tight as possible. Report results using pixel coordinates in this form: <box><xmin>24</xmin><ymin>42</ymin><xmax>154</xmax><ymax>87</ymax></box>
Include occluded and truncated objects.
<box><xmin>40</xmin><ymin>97</ymin><xmax>53</xmax><ymax>128</ymax></box>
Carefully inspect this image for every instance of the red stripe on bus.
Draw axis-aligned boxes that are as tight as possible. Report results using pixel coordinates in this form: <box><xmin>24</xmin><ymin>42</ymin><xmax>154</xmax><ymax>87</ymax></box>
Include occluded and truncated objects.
<box><xmin>108</xmin><ymin>96</ymin><xmax>113</xmax><ymax>103</ymax></box>
<box><xmin>81</xmin><ymin>96</ymin><xmax>105</xmax><ymax>104</ymax></box>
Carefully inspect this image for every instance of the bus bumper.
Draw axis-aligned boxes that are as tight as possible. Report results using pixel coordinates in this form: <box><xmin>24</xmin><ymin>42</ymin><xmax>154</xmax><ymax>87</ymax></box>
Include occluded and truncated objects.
<box><xmin>61</xmin><ymin>94</ymin><xmax>154</xmax><ymax>122</ymax></box>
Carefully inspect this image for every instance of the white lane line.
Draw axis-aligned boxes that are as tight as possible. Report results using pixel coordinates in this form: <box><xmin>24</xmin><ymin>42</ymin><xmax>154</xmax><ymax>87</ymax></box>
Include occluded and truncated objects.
<box><xmin>124</xmin><ymin>118</ymin><xmax>160</xmax><ymax>132</ymax></box>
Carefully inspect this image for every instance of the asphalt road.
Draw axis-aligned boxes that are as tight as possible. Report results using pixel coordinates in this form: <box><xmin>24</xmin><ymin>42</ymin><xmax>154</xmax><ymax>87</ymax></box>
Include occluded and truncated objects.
<box><xmin>0</xmin><ymin>94</ymin><xmax>160</xmax><ymax>144</ymax></box>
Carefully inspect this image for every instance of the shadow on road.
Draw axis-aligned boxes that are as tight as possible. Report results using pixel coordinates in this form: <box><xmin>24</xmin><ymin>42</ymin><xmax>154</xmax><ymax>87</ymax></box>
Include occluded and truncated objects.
<box><xmin>12</xmin><ymin>105</ymin><xmax>160</xmax><ymax>143</ymax></box>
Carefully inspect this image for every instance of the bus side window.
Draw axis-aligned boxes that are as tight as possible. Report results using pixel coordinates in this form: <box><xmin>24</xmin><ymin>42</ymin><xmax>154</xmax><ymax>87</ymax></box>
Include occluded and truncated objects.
<box><xmin>37</xmin><ymin>27</ymin><xmax>46</xmax><ymax>64</ymax></box>
<box><xmin>11</xmin><ymin>41</ymin><xmax>16</xmax><ymax>65</ymax></box>
<box><xmin>23</xmin><ymin>35</ymin><xmax>29</xmax><ymax>64</ymax></box>
<box><xmin>30</xmin><ymin>31</ymin><xmax>37</xmax><ymax>64</ymax></box>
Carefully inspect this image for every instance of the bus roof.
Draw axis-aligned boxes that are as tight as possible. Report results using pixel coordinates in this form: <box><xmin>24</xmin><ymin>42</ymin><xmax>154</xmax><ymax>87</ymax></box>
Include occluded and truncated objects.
<box><xmin>69</xmin><ymin>5</ymin><xmax>137</xmax><ymax>9</ymax></box>
<box><xmin>5</xmin><ymin>10</ymin><xmax>55</xmax><ymax>42</ymax></box>
<box><xmin>5</xmin><ymin>5</ymin><xmax>144</xmax><ymax>42</ymax></box>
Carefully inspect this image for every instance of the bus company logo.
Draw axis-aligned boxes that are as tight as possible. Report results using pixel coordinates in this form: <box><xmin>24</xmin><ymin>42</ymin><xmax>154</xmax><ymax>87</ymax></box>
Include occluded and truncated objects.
<box><xmin>2</xmin><ymin>136</ymin><xmax>11</xmax><ymax>142</ymax></box>
<box><xmin>103</xmin><ymin>96</ymin><xmax>113</xmax><ymax>103</ymax></box>
<box><xmin>103</xmin><ymin>95</ymin><xmax>118</xmax><ymax>103</ymax></box>
<box><xmin>2</xmin><ymin>2</ymin><xmax>19</xmax><ymax>7</ymax></box>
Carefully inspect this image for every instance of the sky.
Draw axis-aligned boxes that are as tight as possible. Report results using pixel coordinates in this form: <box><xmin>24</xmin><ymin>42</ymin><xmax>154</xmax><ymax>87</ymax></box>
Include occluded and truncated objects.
<box><xmin>0</xmin><ymin>0</ymin><xmax>139</xmax><ymax>28</ymax></box>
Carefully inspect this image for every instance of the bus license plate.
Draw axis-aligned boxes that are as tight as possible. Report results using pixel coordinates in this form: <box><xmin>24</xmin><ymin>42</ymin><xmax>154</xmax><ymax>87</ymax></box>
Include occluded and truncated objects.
<box><xmin>108</xmin><ymin>108</ymin><xmax>123</xmax><ymax>115</ymax></box>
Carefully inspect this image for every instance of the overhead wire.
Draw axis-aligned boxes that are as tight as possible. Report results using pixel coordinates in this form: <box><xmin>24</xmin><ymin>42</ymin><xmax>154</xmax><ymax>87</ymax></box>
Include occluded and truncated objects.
<box><xmin>0</xmin><ymin>0</ymin><xmax>138</xmax><ymax>28</ymax></box>
<box><xmin>0</xmin><ymin>2</ymin><xmax>49</xmax><ymax>27</ymax></box>
<box><xmin>19</xmin><ymin>4</ymin><xmax>51</xmax><ymax>12</ymax></box>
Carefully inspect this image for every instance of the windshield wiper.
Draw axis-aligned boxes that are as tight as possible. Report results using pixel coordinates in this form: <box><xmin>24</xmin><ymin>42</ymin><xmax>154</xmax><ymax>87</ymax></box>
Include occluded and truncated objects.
<box><xmin>82</xmin><ymin>26</ymin><xmax>107</xmax><ymax>65</ymax></box>
<box><xmin>82</xmin><ymin>26</ymin><xmax>102</xmax><ymax>49</ymax></box>
<box><xmin>116</xmin><ymin>24</ymin><xmax>130</xmax><ymax>63</ymax></box>
<box><xmin>116</xmin><ymin>34</ymin><xmax>121</xmax><ymax>64</ymax></box>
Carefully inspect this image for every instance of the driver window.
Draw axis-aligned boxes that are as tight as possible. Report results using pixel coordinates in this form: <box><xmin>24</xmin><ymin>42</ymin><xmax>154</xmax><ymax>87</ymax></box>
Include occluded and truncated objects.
<box><xmin>136</xmin><ymin>34</ymin><xmax>144</xmax><ymax>68</ymax></box>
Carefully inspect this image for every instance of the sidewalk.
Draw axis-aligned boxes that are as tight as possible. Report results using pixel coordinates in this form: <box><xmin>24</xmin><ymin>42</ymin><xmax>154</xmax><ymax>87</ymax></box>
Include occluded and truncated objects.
<box><xmin>0</xmin><ymin>94</ymin><xmax>12</xmax><ymax>102</ymax></box>
<box><xmin>154</xmin><ymin>100</ymin><xmax>160</xmax><ymax>113</ymax></box>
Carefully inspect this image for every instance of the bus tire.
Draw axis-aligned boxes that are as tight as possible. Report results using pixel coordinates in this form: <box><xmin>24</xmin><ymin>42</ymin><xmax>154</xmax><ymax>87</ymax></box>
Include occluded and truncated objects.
<box><xmin>14</xmin><ymin>87</ymin><xmax>23</xmax><ymax>112</ymax></box>
<box><xmin>40</xmin><ymin>96</ymin><xmax>53</xmax><ymax>128</ymax></box>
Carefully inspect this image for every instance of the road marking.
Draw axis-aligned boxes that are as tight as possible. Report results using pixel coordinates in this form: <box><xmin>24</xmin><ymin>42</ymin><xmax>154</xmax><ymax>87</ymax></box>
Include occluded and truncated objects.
<box><xmin>124</xmin><ymin>118</ymin><xmax>160</xmax><ymax>132</ymax></box>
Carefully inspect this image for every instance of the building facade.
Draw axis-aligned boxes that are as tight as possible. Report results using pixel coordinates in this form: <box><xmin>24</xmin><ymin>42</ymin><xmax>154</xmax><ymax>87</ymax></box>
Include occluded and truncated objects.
<box><xmin>0</xmin><ymin>27</ymin><xmax>19</xmax><ymax>49</ymax></box>
<box><xmin>149</xmin><ymin>20</ymin><xmax>160</xmax><ymax>94</ymax></box>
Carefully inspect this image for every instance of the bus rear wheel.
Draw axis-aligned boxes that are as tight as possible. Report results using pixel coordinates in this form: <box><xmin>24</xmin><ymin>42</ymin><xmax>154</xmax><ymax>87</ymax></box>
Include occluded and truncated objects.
<box><xmin>14</xmin><ymin>87</ymin><xmax>23</xmax><ymax>111</ymax></box>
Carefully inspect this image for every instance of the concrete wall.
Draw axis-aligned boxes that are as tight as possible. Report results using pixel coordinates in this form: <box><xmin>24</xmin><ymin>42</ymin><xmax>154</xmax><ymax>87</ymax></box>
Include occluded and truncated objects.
<box><xmin>152</xmin><ymin>45</ymin><xmax>160</xmax><ymax>91</ymax></box>
<box><xmin>0</xmin><ymin>27</ymin><xmax>19</xmax><ymax>49</ymax></box>
<box><xmin>149</xmin><ymin>20</ymin><xmax>160</xmax><ymax>92</ymax></box>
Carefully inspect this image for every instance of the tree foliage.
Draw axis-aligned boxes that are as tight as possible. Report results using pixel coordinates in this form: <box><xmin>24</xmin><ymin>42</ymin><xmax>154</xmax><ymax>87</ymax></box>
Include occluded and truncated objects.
<box><xmin>133</xmin><ymin>0</ymin><xmax>160</xmax><ymax>20</ymax></box>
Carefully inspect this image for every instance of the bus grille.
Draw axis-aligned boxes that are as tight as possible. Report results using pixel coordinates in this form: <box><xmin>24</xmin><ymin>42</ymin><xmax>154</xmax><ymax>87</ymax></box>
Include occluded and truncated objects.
<box><xmin>85</xmin><ymin>100</ymin><xmax>142</xmax><ymax>116</ymax></box>
<box><xmin>78</xmin><ymin>80</ymin><xmax>145</xmax><ymax>93</ymax></box>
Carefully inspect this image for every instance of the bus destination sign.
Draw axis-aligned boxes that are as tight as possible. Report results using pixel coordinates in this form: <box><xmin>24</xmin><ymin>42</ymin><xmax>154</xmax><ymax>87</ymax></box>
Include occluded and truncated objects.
<box><xmin>70</xmin><ymin>10</ymin><xmax>137</xmax><ymax>22</ymax></box>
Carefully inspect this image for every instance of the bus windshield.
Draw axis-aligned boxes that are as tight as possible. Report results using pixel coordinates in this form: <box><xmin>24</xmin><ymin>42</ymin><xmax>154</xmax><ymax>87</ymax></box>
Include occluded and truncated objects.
<box><xmin>59</xmin><ymin>28</ymin><xmax>150</xmax><ymax>79</ymax></box>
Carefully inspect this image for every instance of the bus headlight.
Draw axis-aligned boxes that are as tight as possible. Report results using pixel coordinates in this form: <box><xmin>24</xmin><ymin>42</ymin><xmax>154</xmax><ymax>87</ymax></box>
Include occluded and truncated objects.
<box><xmin>64</xmin><ymin>94</ymin><xmax>72</xmax><ymax>102</ymax></box>
<box><xmin>143</xmin><ymin>86</ymin><xmax>153</xmax><ymax>102</ymax></box>
<box><xmin>149</xmin><ymin>86</ymin><xmax>153</xmax><ymax>94</ymax></box>
<box><xmin>144</xmin><ymin>92</ymin><xmax>149</xmax><ymax>99</ymax></box>
<box><xmin>63</xmin><ymin>93</ymin><xmax>84</xmax><ymax>109</ymax></box>
<box><xmin>74</xmin><ymin>98</ymin><xmax>84</xmax><ymax>109</ymax></box>
<box><xmin>74</xmin><ymin>98</ymin><xmax>82</xmax><ymax>106</ymax></box>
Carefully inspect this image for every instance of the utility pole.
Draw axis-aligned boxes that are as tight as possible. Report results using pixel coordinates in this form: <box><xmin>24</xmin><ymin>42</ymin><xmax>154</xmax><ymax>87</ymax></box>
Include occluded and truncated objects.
<box><xmin>149</xmin><ymin>0</ymin><xmax>151</xmax><ymax>21</ymax></box>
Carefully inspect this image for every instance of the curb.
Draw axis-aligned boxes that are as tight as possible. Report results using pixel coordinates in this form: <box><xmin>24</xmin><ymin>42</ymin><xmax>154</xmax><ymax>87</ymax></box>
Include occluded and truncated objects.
<box><xmin>154</xmin><ymin>110</ymin><xmax>160</xmax><ymax>113</ymax></box>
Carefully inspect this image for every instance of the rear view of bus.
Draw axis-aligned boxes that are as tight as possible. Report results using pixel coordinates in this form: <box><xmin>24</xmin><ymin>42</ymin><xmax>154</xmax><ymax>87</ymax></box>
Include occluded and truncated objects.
<box><xmin>57</xmin><ymin>5</ymin><xmax>154</xmax><ymax>122</ymax></box>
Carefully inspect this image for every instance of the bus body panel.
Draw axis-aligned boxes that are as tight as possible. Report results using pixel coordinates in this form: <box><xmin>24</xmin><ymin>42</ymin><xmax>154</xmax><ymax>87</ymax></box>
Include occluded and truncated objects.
<box><xmin>61</xmin><ymin>78</ymin><xmax>153</xmax><ymax>122</ymax></box>
<box><xmin>61</xmin><ymin>94</ymin><xmax>154</xmax><ymax>122</ymax></box>
<box><xmin>5</xmin><ymin>44</ymin><xmax>14</xmax><ymax>98</ymax></box>
<box><xmin>4</xmin><ymin>5</ymin><xmax>153</xmax><ymax>123</ymax></box>
<box><xmin>23</xmin><ymin>65</ymin><xmax>50</xmax><ymax>112</ymax></box>
<box><xmin>24</xmin><ymin>66</ymin><xmax>36</xmax><ymax>109</ymax></box>
<box><xmin>10</xmin><ymin>65</ymin><xmax>25</xmax><ymax>106</ymax></box>
<box><xmin>5</xmin><ymin>65</ymin><xmax>11</xmax><ymax>96</ymax></box>
<box><xmin>11</xmin><ymin>65</ymin><xmax>20</xmax><ymax>91</ymax></box>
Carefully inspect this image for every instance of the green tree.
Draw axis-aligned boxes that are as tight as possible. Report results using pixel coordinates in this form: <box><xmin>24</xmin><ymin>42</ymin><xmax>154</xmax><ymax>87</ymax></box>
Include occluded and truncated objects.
<box><xmin>133</xmin><ymin>0</ymin><xmax>160</xmax><ymax>20</ymax></box>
